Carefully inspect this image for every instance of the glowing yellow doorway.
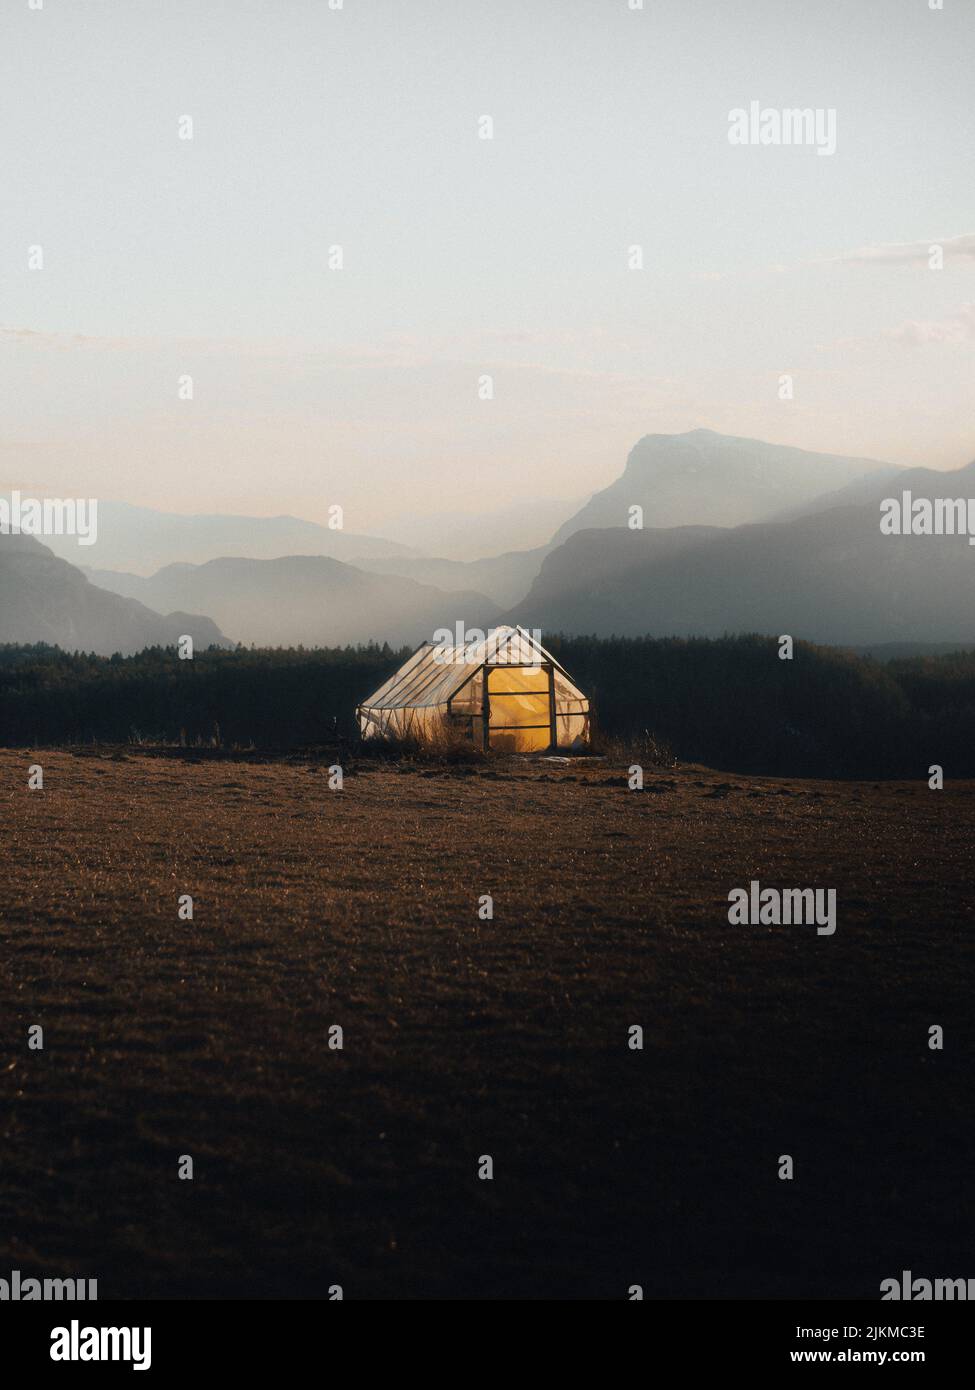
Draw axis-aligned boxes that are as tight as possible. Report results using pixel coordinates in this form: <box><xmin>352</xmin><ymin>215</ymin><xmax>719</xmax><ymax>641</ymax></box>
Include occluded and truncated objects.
<box><xmin>486</xmin><ymin>666</ymin><xmax>552</xmax><ymax>752</ymax></box>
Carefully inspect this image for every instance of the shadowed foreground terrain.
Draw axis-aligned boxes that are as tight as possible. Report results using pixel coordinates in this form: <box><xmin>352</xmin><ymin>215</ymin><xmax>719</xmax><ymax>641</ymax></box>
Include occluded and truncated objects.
<box><xmin>1</xmin><ymin>750</ymin><xmax>972</xmax><ymax>1299</ymax></box>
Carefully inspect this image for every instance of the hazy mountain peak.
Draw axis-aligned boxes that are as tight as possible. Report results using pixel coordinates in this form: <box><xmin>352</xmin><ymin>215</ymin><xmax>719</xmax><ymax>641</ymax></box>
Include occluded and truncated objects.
<box><xmin>553</xmin><ymin>430</ymin><xmax>900</xmax><ymax>543</ymax></box>
<box><xmin>515</xmin><ymin>453</ymin><xmax>975</xmax><ymax>647</ymax></box>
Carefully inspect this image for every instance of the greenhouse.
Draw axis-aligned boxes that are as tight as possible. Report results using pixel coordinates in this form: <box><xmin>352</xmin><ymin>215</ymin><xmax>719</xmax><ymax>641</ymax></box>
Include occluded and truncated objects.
<box><xmin>356</xmin><ymin>625</ymin><xmax>590</xmax><ymax>752</ymax></box>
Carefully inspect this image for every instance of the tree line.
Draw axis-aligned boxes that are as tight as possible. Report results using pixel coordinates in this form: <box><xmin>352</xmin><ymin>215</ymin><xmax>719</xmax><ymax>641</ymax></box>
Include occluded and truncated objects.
<box><xmin>1</xmin><ymin>635</ymin><xmax>974</xmax><ymax>778</ymax></box>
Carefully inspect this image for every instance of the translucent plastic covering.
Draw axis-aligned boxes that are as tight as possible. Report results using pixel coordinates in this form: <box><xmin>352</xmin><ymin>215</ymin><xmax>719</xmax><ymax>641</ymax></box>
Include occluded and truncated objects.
<box><xmin>356</xmin><ymin>625</ymin><xmax>590</xmax><ymax>751</ymax></box>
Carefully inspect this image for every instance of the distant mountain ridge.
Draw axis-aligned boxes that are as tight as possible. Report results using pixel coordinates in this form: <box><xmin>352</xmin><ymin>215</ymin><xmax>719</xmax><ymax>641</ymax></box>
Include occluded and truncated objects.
<box><xmin>511</xmin><ymin>459</ymin><xmax>975</xmax><ymax>645</ymax></box>
<box><xmin>0</xmin><ymin>531</ymin><xmax>229</xmax><ymax>656</ymax></box>
<box><xmin>37</xmin><ymin>432</ymin><xmax>903</xmax><ymax>600</ymax></box>
<box><xmin>41</xmin><ymin>501</ymin><xmax>415</xmax><ymax>575</ymax></box>
<box><xmin>86</xmin><ymin>553</ymin><xmax>500</xmax><ymax>648</ymax></box>
<box><xmin>14</xmin><ymin>432</ymin><xmax>972</xmax><ymax>653</ymax></box>
<box><xmin>352</xmin><ymin>432</ymin><xmax>905</xmax><ymax>605</ymax></box>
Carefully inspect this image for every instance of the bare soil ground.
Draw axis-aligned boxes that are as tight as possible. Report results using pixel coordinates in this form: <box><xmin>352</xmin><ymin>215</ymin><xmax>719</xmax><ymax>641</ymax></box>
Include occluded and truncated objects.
<box><xmin>1</xmin><ymin>749</ymin><xmax>972</xmax><ymax>1300</ymax></box>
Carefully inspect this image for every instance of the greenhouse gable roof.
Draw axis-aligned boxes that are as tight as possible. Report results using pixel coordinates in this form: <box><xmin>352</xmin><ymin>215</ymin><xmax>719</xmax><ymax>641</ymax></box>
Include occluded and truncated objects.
<box><xmin>359</xmin><ymin>625</ymin><xmax>569</xmax><ymax>712</ymax></box>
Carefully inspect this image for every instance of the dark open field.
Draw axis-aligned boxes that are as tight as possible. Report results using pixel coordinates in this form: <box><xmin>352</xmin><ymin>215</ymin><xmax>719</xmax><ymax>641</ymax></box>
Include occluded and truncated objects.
<box><xmin>1</xmin><ymin>748</ymin><xmax>973</xmax><ymax>1299</ymax></box>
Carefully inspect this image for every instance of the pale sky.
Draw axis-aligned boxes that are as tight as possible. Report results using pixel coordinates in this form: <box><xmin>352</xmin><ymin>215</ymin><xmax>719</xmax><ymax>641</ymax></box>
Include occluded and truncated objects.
<box><xmin>2</xmin><ymin>0</ymin><xmax>973</xmax><ymax>547</ymax></box>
